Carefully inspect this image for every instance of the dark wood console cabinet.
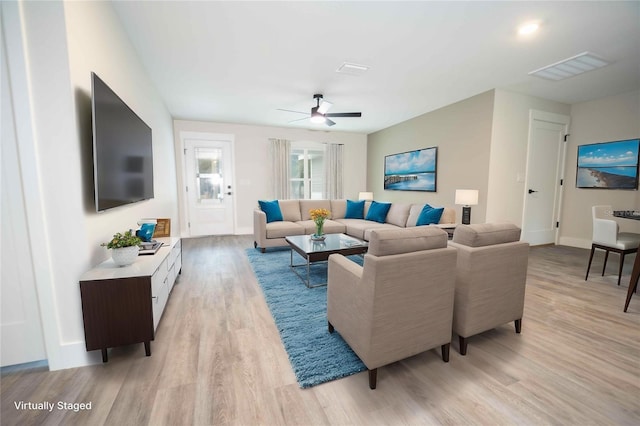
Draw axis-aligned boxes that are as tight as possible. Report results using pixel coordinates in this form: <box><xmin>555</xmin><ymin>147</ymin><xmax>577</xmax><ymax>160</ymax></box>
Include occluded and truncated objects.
<box><xmin>79</xmin><ymin>238</ymin><xmax>181</xmax><ymax>362</ymax></box>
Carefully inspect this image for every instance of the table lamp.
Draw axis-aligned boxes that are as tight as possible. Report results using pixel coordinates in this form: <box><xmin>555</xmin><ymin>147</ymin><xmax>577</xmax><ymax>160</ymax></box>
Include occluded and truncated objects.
<box><xmin>358</xmin><ymin>192</ymin><xmax>374</xmax><ymax>201</ymax></box>
<box><xmin>455</xmin><ymin>189</ymin><xmax>479</xmax><ymax>225</ymax></box>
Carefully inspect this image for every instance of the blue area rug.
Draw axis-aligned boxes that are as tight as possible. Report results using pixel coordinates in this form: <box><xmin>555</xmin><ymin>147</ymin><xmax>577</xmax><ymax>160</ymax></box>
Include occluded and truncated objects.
<box><xmin>245</xmin><ymin>247</ymin><xmax>366</xmax><ymax>388</ymax></box>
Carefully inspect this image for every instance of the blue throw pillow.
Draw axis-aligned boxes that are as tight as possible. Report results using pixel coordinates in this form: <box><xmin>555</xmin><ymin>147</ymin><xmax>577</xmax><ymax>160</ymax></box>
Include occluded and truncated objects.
<box><xmin>366</xmin><ymin>201</ymin><xmax>392</xmax><ymax>223</ymax></box>
<box><xmin>258</xmin><ymin>200</ymin><xmax>283</xmax><ymax>223</ymax></box>
<box><xmin>345</xmin><ymin>199</ymin><xmax>365</xmax><ymax>219</ymax></box>
<box><xmin>416</xmin><ymin>204</ymin><xmax>444</xmax><ymax>226</ymax></box>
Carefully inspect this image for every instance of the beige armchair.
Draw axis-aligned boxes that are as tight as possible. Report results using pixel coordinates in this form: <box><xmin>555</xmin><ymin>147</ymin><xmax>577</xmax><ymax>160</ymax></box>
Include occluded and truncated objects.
<box><xmin>448</xmin><ymin>223</ymin><xmax>529</xmax><ymax>355</ymax></box>
<box><xmin>327</xmin><ymin>227</ymin><xmax>457</xmax><ymax>389</ymax></box>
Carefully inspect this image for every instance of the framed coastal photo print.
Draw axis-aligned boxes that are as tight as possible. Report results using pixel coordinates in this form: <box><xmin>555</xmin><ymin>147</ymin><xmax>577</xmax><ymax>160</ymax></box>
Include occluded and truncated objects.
<box><xmin>576</xmin><ymin>139</ymin><xmax>639</xmax><ymax>189</ymax></box>
<box><xmin>384</xmin><ymin>146</ymin><xmax>437</xmax><ymax>192</ymax></box>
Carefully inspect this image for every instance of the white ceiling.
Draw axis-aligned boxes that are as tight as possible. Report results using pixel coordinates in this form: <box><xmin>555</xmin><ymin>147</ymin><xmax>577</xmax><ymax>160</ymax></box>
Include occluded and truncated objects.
<box><xmin>112</xmin><ymin>1</ymin><xmax>640</xmax><ymax>134</ymax></box>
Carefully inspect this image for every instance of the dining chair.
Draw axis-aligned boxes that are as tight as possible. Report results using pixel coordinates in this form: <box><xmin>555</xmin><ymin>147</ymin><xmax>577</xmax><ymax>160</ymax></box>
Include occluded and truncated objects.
<box><xmin>586</xmin><ymin>205</ymin><xmax>640</xmax><ymax>286</ymax></box>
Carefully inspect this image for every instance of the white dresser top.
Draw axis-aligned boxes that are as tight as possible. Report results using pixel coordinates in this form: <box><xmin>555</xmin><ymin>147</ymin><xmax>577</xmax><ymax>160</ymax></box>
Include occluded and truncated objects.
<box><xmin>80</xmin><ymin>237</ymin><xmax>180</xmax><ymax>281</ymax></box>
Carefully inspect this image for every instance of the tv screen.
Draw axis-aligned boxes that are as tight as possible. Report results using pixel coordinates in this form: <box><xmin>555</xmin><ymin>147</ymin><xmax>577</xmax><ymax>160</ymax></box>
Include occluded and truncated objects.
<box><xmin>91</xmin><ymin>72</ymin><xmax>154</xmax><ymax>211</ymax></box>
<box><xmin>576</xmin><ymin>139</ymin><xmax>639</xmax><ymax>190</ymax></box>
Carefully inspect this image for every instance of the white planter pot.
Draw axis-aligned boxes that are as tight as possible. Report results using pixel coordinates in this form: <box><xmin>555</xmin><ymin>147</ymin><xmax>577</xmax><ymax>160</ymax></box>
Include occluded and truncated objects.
<box><xmin>111</xmin><ymin>246</ymin><xmax>139</xmax><ymax>266</ymax></box>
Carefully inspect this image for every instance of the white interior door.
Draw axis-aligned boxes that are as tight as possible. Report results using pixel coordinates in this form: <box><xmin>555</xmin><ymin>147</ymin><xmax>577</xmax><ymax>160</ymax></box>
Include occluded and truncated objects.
<box><xmin>522</xmin><ymin>110</ymin><xmax>570</xmax><ymax>245</ymax></box>
<box><xmin>1</xmin><ymin>40</ymin><xmax>47</xmax><ymax>366</ymax></box>
<box><xmin>184</xmin><ymin>139</ymin><xmax>235</xmax><ymax>236</ymax></box>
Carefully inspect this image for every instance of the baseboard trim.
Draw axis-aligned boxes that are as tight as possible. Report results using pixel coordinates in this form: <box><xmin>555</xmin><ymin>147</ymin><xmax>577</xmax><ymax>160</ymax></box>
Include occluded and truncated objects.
<box><xmin>558</xmin><ymin>237</ymin><xmax>591</xmax><ymax>249</ymax></box>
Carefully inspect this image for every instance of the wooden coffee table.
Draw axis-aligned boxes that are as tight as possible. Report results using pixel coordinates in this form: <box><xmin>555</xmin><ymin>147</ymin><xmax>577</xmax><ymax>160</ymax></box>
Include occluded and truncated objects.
<box><xmin>285</xmin><ymin>233</ymin><xmax>368</xmax><ymax>288</ymax></box>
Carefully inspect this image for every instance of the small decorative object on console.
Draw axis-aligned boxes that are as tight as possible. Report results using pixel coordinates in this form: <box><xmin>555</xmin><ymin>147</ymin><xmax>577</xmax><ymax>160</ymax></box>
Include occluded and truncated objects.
<box><xmin>309</xmin><ymin>208</ymin><xmax>331</xmax><ymax>241</ymax></box>
<box><xmin>101</xmin><ymin>230</ymin><xmax>142</xmax><ymax>266</ymax></box>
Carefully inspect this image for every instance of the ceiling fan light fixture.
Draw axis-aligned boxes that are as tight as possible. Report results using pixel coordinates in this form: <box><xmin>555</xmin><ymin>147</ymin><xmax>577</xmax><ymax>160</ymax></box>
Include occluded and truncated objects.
<box><xmin>318</xmin><ymin>100</ymin><xmax>333</xmax><ymax>114</ymax></box>
<box><xmin>310</xmin><ymin>111</ymin><xmax>326</xmax><ymax>124</ymax></box>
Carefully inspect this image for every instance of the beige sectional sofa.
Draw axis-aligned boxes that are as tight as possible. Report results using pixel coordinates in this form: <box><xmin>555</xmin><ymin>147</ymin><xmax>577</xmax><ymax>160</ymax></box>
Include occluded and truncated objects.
<box><xmin>253</xmin><ymin>199</ymin><xmax>456</xmax><ymax>252</ymax></box>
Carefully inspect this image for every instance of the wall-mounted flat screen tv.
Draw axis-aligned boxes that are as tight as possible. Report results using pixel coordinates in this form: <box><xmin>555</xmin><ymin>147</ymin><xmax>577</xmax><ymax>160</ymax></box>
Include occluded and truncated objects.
<box><xmin>91</xmin><ymin>72</ymin><xmax>154</xmax><ymax>211</ymax></box>
<box><xmin>576</xmin><ymin>139</ymin><xmax>639</xmax><ymax>190</ymax></box>
<box><xmin>384</xmin><ymin>146</ymin><xmax>437</xmax><ymax>192</ymax></box>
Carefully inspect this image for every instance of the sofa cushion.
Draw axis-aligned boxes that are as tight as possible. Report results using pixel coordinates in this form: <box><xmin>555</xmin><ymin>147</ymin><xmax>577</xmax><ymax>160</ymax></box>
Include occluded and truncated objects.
<box><xmin>335</xmin><ymin>219</ymin><xmax>388</xmax><ymax>240</ymax></box>
<box><xmin>406</xmin><ymin>204</ymin><xmax>423</xmax><ymax>227</ymax></box>
<box><xmin>265</xmin><ymin>221</ymin><xmax>305</xmax><ymax>238</ymax></box>
<box><xmin>407</xmin><ymin>204</ymin><xmax>455</xmax><ymax>227</ymax></box>
<box><xmin>345</xmin><ymin>199</ymin><xmax>365</xmax><ymax>219</ymax></box>
<box><xmin>299</xmin><ymin>200</ymin><xmax>332</xmax><ymax>220</ymax></box>
<box><xmin>385</xmin><ymin>203</ymin><xmax>411</xmax><ymax>227</ymax></box>
<box><xmin>279</xmin><ymin>200</ymin><xmax>302</xmax><ymax>222</ymax></box>
<box><xmin>440</xmin><ymin>207</ymin><xmax>455</xmax><ymax>225</ymax></box>
<box><xmin>368</xmin><ymin>227</ymin><xmax>448</xmax><ymax>256</ymax></box>
<box><xmin>366</xmin><ymin>201</ymin><xmax>392</xmax><ymax>223</ymax></box>
<box><xmin>416</xmin><ymin>204</ymin><xmax>444</xmax><ymax>226</ymax></box>
<box><xmin>331</xmin><ymin>199</ymin><xmax>347</xmax><ymax>219</ymax></box>
<box><xmin>297</xmin><ymin>219</ymin><xmax>347</xmax><ymax>235</ymax></box>
<box><xmin>452</xmin><ymin>223</ymin><xmax>521</xmax><ymax>247</ymax></box>
<box><xmin>363</xmin><ymin>223</ymin><xmax>405</xmax><ymax>241</ymax></box>
<box><xmin>259</xmin><ymin>200</ymin><xmax>283</xmax><ymax>223</ymax></box>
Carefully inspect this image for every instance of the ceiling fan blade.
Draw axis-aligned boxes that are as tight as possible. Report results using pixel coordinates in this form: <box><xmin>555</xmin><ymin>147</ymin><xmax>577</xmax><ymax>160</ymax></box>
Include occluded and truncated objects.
<box><xmin>318</xmin><ymin>100</ymin><xmax>333</xmax><ymax>114</ymax></box>
<box><xmin>325</xmin><ymin>112</ymin><xmax>362</xmax><ymax>118</ymax></box>
<box><xmin>277</xmin><ymin>108</ymin><xmax>309</xmax><ymax>115</ymax></box>
<box><xmin>288</xmin><ymin>116</ymin><xmax>310</xmax><ymax>124</ymax></box>
<box><xmin>325</xmin><ymin>118</ymin><xmax>336</xmax><ymax>126</ymax></box>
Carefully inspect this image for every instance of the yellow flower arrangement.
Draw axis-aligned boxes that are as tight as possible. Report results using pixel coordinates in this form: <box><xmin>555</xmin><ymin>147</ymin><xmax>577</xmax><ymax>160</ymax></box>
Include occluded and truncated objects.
<box><xmin>309</xmin><ymin>208</ymin><xmax>331</xmax><ymax>236</ymax></box>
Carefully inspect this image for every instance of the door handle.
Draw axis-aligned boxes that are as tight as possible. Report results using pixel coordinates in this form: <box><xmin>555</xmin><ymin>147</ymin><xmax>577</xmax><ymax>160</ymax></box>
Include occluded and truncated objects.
<box><xmin>528</xmin><ymin>189</ymin><xmax>538</xmax><ymax>194</ymax></box>
<box><xmin>226</xmin><ymin>192</ymin><xmax>232</xmax><ymax>196</ymax></box>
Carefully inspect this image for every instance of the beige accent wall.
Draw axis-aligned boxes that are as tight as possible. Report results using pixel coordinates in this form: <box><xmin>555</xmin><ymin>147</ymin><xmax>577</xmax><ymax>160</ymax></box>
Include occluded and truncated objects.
<box><xmin>559</xmin><ymin>90</ymin><xmax>640</xmax><ymax>248</ymax></box>
<box><xmin>367</xmin><ymin>91</ymin><xmax>495</xmax><ymax>224</ymax></box>
<box><xmin>173</xmin><ymin>120</ymin><xmax>367</xmax><ymax>235</ymax></box>
<box><xmin>487</xmin><ymin>90</ymin><xmax>571</xmax><ymax>225</ymax></box>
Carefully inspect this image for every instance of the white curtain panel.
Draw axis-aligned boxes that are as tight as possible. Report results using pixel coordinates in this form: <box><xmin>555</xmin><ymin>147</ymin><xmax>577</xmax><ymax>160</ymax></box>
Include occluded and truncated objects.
<box><xmin>325</xmin><ymin>143</ymin><xmax>344</xmax><ymax>199</ymax></box>
<box><xmin>269</xmin><ymin>138</ymin><xmax>291</xmax><ymax>199</ymax></box>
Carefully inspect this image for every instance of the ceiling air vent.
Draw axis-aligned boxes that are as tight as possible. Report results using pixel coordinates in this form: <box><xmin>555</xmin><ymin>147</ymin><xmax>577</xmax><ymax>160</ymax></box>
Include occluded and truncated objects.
<box><xmin>336</xmin><ymin>62</ymin><xmax>369</xmax><ymax>76</ymax></box>
<box><xmin>528</xmin><ymin>52</ymin><xmax>611</xmax><ymax>81</ymax></box>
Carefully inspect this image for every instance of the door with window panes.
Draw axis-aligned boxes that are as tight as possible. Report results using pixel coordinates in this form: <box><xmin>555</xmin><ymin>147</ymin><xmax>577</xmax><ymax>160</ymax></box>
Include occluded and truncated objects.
<box><xmin>184</xmin><ymin>139</ymin><xmax>234</xmax><ymax>236</ymax></box>
<box><xmin>290</xmin><ymin>144</ymin><xmax>325</xmax><ymax>199</ymax></box>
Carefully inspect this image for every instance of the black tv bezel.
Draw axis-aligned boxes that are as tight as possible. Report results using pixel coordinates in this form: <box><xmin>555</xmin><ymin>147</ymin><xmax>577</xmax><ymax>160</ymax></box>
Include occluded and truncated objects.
<box><xmin>91</xmin><ymin>72</ymin><xmax>154</xmax><ymax>212</ymax></box>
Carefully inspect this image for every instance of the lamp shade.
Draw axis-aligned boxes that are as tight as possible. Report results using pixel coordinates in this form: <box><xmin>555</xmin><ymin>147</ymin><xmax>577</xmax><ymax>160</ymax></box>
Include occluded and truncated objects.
<box><xmin>455</xmin><ymin>189</ymin><xmax>479</xmax><ymax>206</ymax></box>
<box><xmin>358</xmin><ymin>191</ymin><xmax>374</xmax><ymax>201</ymax></box>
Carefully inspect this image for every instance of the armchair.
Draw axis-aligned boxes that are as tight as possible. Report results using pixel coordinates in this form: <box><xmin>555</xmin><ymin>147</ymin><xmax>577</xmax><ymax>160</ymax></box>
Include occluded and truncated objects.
<box><xmin>327</xmin><ymin>227</ymin><xmax>457</xmax><ymax>389</ymax></box>
<box><xmin>448</xmin><ymin>223</ymin><xmax>529</xmax><ymax>355</ymax></box>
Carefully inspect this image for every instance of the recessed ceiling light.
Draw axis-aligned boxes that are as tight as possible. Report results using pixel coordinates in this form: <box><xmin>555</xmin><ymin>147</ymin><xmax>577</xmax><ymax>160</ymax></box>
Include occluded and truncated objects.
<box><xmin>518</xmin><ymin>21</ymin><xmax>540</xmax><ymax>36</ymax></box>
<box><xmin>336</xmin><ymin>62</ymin><xmax>369</xmax><ymax>76</ymax></box>
<box><xmin>529</xmin><ymin>51</ymin><xmax>611</xmax><ymax>81</ymax></box>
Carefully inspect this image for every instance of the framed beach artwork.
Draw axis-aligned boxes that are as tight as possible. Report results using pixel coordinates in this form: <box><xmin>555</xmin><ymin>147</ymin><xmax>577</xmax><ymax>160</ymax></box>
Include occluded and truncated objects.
<box><xmin>384</xmin><ymin>146</ymin><xmax>437</xmax><ymax>192</ymax></box>
<box><xmin>576</xmin><ymin>139</ymin><xmax>639</xmax><ymax>189</ymax></box>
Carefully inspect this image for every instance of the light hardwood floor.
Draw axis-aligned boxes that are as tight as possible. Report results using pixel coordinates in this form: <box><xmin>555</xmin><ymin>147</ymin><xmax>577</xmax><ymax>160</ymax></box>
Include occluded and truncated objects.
<box><xmin>2</xmin><ymin>236</ymin><xmax>639</xmax><ymax>425</ymax></box>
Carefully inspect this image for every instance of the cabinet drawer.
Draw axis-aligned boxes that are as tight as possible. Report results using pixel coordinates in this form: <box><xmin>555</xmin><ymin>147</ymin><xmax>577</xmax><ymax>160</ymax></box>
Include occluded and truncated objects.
<box><xmin>151</xmin><ymin>258</ymin><xmax>169</xmax><ymax>297</ymax></box>
<box><xmin>152</xmin><ymin>275</ymin><xmax>169</xmax><ymax>331</ymax></box>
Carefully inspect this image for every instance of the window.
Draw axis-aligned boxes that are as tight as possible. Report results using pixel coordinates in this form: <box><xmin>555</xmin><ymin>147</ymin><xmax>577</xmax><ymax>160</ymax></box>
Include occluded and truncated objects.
<box><xmin>195</xmin><ymin>147</ymin><xmax>223</xmax><ymax>203</ymax></box>
<box><xmin>290</xmin><ymin>143</ymin><xmax>325</xmax><ymax>199</ymax></box>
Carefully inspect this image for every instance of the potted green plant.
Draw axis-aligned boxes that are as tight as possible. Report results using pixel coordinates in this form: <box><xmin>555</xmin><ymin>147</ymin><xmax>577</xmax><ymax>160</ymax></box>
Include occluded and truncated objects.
<box><xmin>102</xmin><ymin>230</ymin><xmax>141</xmax><ymax>266</ymax></box>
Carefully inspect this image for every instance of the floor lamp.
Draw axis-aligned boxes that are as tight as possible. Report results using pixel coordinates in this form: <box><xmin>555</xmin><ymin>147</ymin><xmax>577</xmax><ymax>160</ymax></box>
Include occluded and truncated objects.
<box><xmin>455</xmin><ymin>189</ymin><xmax>479</xmax><ymax>225</ymax></box>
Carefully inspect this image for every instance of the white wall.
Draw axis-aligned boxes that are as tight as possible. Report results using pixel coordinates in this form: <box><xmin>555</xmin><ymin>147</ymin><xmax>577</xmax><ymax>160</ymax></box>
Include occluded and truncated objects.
<box><xmin>559</xmin><ymin>90</ymin><xmax>640</xmax><ymax>248</ymax></box>
<box><xmin>487</xmin><ymin>90</ymin><xmax>571</xmax><ymax>225</ymax></box>
<box><xmin>5</xmin><ymin>0</ymin><xmax>177</xmax><ymax>370</ymax></box>
<box><xmin>173</xmin><ymin>120</ymin><xmax>367</xmax><ymax>235</ymax></box>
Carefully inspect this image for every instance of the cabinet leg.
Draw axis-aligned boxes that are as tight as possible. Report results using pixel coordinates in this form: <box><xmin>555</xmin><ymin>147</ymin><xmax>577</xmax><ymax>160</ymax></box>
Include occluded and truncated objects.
<box><xmin>101</xmin><ymin>348</ymin><xmax>108</xmax><ymax>363</ymax></box>
<box><xmin>144</xmin><ymin>341</ymin><xmax>151</xmax><ymax>356</ymax></box>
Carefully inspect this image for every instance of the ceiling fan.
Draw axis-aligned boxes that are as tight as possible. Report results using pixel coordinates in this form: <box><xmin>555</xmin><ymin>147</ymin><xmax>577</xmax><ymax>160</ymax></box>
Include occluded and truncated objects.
<box><xmin>278</xmin><ymin>94</ymin><xmax>362</xmax><ymax>126</ymax></box>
